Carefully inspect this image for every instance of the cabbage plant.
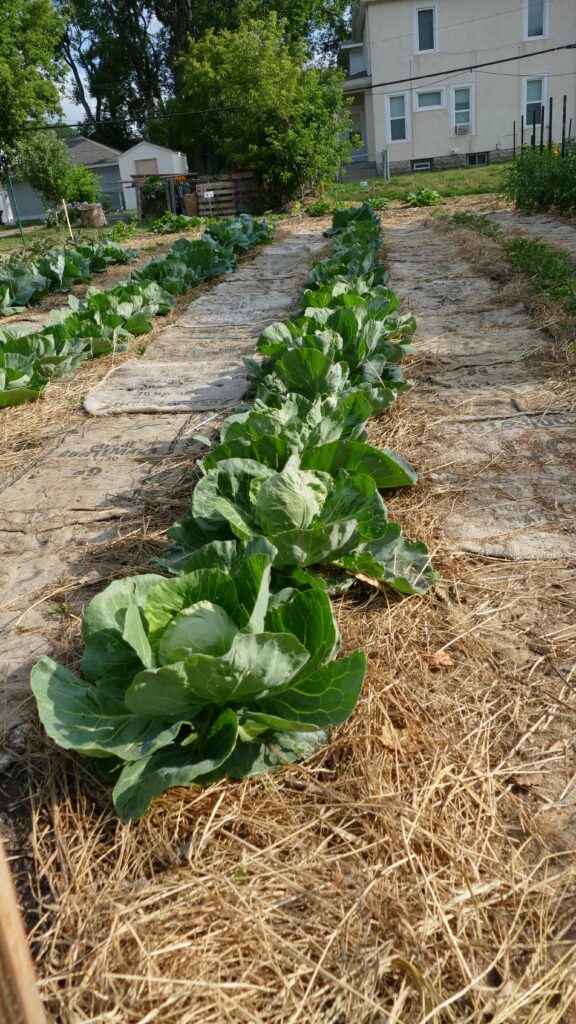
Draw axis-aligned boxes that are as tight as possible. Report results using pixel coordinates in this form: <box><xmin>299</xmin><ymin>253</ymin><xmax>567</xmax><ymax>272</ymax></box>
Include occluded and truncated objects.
<box><xmin>31</xmin><ymin>540</ymin><xmax>365</xmax><ymax>821</ymax></box>
<box><xmin>166</xmin><ymin>461</ymin><xmax>435</xmax><ymax>595</ymax></box>
<box><xmin>204</xmin><ymin>391</ymin><xmax>417</xmax><ymax>488</ymax></box>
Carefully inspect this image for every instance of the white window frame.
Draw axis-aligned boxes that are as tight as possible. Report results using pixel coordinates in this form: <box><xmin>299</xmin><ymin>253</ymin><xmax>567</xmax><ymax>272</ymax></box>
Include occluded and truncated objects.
<box><xmin>386</xmin><ymin>92</ymin><xmax>411</xmax><ymax>144</ymax></box>
<box><xmin>523</xmin><ymin>75</ymin><xmax>548</xmax><ymax>131</ymax></box>
<box><xmin>450</xmin><ymin>83</ymin><xmax>475</xmax><ymax>137</ymax></box>
<box><xmin>414</xmin><ymin>4</ymin><xmax>439</xmax><ymax>54</ymax></box>
<box><xmin>414</xmin><ymin>88</ymin><xmax>445</xmax><ymax>112</ymax></box>
<box><xmin>523</xmin><ymin>0</ymin><xmax>549</xmax><ymax>40</ymax></box>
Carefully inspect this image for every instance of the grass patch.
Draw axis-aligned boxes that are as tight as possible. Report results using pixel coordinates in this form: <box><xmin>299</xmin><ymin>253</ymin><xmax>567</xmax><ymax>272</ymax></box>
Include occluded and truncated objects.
<box><xmin>330</xmin><ymin>162</ymin><xmax>509</xmax><ymax>204</ymax></box>
<box><xmin>446</xmin><ymin>211</ymin><xmax>576</xmax><ymax>317</ymax></box>
<box><xmin>449</xmin><ymin>211</ymin><xmax>503</xmax><ymax>238</ymax></box>
<box><xmin>503</xmin><ymin>236</ymin><xmax>576</xmax><ymax>314</ymax></box>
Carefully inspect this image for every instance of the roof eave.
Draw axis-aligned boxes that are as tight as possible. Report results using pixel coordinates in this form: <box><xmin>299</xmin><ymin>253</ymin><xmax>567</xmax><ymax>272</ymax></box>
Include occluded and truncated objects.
<box><xmin>343</xmin><ymin>76</ymin><xmax>372</xmax><ymax>94</ymax></box>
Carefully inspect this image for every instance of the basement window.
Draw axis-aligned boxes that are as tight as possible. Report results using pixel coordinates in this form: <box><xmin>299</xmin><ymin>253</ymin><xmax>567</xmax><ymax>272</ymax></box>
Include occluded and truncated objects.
<box><xmin>411</xmin><ymin>159</ymin><xmax>434</xmax><ymax>172</ymax></box>
<box><xmin>467</xmin><ymin>153</ymin><xmax>489</xmax><ymax>166</ymax></box>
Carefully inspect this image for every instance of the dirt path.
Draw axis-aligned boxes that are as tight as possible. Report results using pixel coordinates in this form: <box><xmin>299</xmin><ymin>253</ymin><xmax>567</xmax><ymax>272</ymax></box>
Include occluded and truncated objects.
<box><xmin>0</xmin><ymin>222</ymin><xmax>326</xmax><ymax>758</ymax></box>
<box><xmin>485</xmin><ymin>209</ymin><xmax>576</xmax><ymax>257</ymax></box>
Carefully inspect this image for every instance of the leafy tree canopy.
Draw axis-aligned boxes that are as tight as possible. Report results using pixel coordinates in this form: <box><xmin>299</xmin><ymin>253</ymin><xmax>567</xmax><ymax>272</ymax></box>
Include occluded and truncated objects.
<box><xmin>17</xmin><ymin>130</ymin><xmax>100</xmax><ymax>212</ymax></box>
<box><xmin>0</xmin><ymin>0</ymin><xmax>65</xmax><ymax>160</ymax></box>
<box><xmin>152</xmin><ymin>0</ymin><xmax>351</xmax><ymax>66</ymax></box>
<box><xmin>152</xmin><ymin>17</ymin><xmax>352</xmax><ymax>202</ymax></box>
<box><xmin>56</xmin><ymin>0</ymin><xmax>167</xmax><ymax>149</ymax></box>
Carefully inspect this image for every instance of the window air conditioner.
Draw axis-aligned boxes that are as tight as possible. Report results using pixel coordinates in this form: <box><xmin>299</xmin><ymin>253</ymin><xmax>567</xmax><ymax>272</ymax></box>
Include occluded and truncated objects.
<box><xmin>455</xmin><ymin>123</ymin><xmax>470</xmax><ymax>136</ymax></box>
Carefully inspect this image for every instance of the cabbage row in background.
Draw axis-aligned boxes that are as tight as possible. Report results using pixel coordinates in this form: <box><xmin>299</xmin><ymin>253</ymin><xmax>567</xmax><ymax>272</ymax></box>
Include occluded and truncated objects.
<box><xmin>0</xmin><ymin>239</ymin><xmax>140</xmax><ymax>317</ymax></box>
<box><xmin>0</xmin><ymin>216</ymin><xmax>274</xmax><ymax>408</ymax></box>
<box><xmin>32</xmin><ymin>204</ymin><xmax>435</xmax><ymax>821</ymax></box>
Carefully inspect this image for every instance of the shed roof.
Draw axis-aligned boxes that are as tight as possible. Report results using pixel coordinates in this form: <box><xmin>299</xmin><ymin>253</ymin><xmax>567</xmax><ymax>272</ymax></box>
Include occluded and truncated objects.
<box><xmin>65</xmin><ymin>136</ymin><xmax>121</xmax><ymax>167</ymax></box>
<box><xmin>119</xmin><ymin>141</ymin><xmax>184</xmax><ymax>159</ymax></box>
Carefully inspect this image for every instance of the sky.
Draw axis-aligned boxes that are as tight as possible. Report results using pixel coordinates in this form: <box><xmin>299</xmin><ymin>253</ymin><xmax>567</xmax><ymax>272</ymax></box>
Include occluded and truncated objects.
<box><xmin>59</xmin><ymin>79</ymin><xmax>88</xmax><ymax>127</ymax></box>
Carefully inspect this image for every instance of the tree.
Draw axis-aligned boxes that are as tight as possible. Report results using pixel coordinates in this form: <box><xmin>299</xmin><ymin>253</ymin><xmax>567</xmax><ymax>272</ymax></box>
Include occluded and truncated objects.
<box><xmin>153</xmin><ymin>17</ymin><xmax>352</xmax><ymax>202</ymax></box>
<box><xmin>17</xmin><ymin>131</ymin><xmax>100</xmax><ymax>215</ymax></box>
<box><xmin>152</xmin><ymin>0</ymin><xmax>350</xmax><ymax>69</ymax></box>
<box><xmin>57</xmin><ymin>0</ymin><xmax>167</xmax><ymax>149</ymax></box>
<box><xmin>0</xmin><ymin>0</ymin><xmax>65</xmax><ymax>161</ymax></box>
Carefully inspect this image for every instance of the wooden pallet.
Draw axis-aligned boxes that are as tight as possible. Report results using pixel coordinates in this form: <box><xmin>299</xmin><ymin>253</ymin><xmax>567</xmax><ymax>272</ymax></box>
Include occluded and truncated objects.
<box><xmin>0</xmin><ymin>838</ymin><xmax>47</xmax><ymax>1024</ymax></box>
<box><xmin>196</xmin><ymin>180</ymin><xmax>236</xmax><ymax>218</ymax></box>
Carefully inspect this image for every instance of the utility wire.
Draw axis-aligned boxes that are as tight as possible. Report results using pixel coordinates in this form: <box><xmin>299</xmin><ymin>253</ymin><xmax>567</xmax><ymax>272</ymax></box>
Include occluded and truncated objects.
<box><xmin>1</xmin><ymin>105</ymin><xmax>241</xmax><ymax>137</ymax></box>
<box><xmin>349</xmin><ymin>42</ymin><xmax>576</xmax><ymax>94</ymax></box>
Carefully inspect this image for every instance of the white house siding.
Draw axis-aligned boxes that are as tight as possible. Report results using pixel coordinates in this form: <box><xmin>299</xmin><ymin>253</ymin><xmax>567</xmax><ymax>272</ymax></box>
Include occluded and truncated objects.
<box><xmin>117</xmin><ymin>143</ymin><xmax>189</xmax><ymax>210</ymax></box>
<box><xmin>355</xmin><ymin>0</ymin><xmax>576</xmax><ymax>173</ymax></box>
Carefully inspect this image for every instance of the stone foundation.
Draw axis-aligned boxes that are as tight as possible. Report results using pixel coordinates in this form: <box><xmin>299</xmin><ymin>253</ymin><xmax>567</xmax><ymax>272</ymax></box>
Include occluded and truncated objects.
<box><xmin>386</xmin><ymin>148</ymin><xmax>515</xmax><ymax>176</ymax></box>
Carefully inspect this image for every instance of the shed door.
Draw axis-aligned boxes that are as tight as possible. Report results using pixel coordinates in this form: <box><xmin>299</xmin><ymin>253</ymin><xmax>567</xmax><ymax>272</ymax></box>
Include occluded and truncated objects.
<box><xmin>134</xmin><ymin>158</ymin><xmax>159</xmax><ymax>176</ymax></box>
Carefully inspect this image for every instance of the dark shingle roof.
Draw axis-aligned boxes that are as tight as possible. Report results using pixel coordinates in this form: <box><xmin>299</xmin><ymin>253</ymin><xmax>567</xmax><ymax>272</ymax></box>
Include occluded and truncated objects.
<box><xmin>65</xmin><ymin>136</ymin><xmax>121</xmax><ymax>167</ymax></box>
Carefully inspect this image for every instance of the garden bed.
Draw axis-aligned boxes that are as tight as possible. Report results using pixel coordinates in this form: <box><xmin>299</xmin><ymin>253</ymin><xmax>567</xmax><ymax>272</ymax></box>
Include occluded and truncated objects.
<box><xmin>1</xmin><ymin>205</ymin><xmax>575</xmax><ymax>1023</ymax></box>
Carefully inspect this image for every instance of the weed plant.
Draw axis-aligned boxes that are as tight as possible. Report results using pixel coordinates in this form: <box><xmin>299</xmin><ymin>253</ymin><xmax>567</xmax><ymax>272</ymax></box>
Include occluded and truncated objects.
<box><xmin>502</xmin><ymin>143</ymin><xmax>576</xmax><ymax>214</ymax></box>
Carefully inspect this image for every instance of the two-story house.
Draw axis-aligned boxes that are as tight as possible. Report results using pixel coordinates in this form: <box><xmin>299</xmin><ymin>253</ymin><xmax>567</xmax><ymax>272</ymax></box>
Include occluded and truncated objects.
<box><xmin>342</xmin><ymin>0</ymin><xmax>576</xmax><ymax>176</ymax></box>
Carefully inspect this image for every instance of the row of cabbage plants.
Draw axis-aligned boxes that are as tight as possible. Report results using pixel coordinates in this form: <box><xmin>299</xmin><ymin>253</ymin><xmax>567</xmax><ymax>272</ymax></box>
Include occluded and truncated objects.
<box><xmin>0</xmin><ymin>216</ymin><xmax>274</xmax><ymax>408</ymax></box>
<box><xmin>0</xmin><ymin>239</ymin><xmax>141</xmax><ymax>317</ymax></box>
<box><xmin>31</xmin><ymin>204</ymin><xmax>436</xmax><ymax>822</ymax></box>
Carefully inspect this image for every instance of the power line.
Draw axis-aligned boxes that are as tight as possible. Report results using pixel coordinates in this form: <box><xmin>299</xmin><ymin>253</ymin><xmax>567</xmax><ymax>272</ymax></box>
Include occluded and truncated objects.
<box><xmin>475</xmin><ymin>67</ymin><xmax>576</xmax><ymax>79</ymax></box>
<box><xmin>348</xmin><ymin>42</ymin><xmax>576</xmax><ymax>94</ymax></box>
<box><xmin>11</xmin><ymin>103</ymin><xmax>239</xmax><ymax>133</ymax></box>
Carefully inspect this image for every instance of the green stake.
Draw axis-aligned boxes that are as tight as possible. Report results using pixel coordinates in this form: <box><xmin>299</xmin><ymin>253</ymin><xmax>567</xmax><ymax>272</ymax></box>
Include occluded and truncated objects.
<box><xmin>6</xmin><ymin>174</ymin><xmax>25</xmax><ymax>244</ymax></box>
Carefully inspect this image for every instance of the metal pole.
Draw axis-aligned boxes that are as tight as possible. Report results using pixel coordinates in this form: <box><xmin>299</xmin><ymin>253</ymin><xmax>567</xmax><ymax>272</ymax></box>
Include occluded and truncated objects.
<box><xmin>531</xmin><ymin>110</ymin><xmax>537</xmax><ymax>149</ymax></box>
<box><xmin>521</xmin><ymin>115</ymin><xmax>525</xmax><ymax>149</ymax></box>
<box><xmin>540</xmin><ymin>106</ymin><xmax>545</xmax><ymax>154</ymax></box>
<box><xmin>6</xmin><ymin>175</ymin><xmax>25</xmax><ymax>244</ymax></box>
<box><xmin>513</xmin><ymin>120</ymin><xmax>516</xmax><ymax>160</ymax></box>
<box><xmin>548</xmin><ymin>96</ymin><xmax>554</xmax><ymax>149</ymax></box>
<box><xmin>561</xmin><ymin>94</ymin><xmax>567</xmax><ymax>156</ymax></box>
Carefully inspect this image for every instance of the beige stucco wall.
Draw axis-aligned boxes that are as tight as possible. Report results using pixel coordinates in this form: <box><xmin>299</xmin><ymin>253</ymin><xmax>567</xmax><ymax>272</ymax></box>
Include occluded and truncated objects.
<box><xmin>358</xmin><ymin>0</ymin><xmax>576</xmax><ymax>168</ymax></box>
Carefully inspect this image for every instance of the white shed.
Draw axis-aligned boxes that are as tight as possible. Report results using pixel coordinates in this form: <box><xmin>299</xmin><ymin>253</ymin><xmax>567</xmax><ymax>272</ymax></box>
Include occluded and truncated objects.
<box><xmin>118</xmin><ymin>142</ymin><xmax>189</xmax><ymax>210</ymax></box>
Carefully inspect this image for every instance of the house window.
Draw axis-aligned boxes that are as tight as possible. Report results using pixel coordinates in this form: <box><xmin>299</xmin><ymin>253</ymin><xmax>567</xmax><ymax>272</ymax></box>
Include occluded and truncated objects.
<box><xmin>416</xmin><ymin>7</ymin><xmax>437</xmax><ymax>52</ymax></box>
<box><xmin>467</xmin><ymin>153</ymin><xmax>489</xmax><ymax>167</ymax></box>
<box><xmin>411</xmin><ymin>159</ymin><xmax>434</xmax><ymax>172</ymax></box>
<box><xmin>389</xmin><ymin>94</ymin><xmax>409</xmax><ymax>142</ymax></box>
<box><xmin>525</xmin><ymin>78</ymin><xmax>545</xmax><ymax>128</ymax></box>
<box><xmin>525</xmin><ymin>0</ymin><xmax>547</xmax><ymax>38</ymax></box>
<box><xmin>416</xmin><ymin>89</ymin><xmax>443</xmax><ymax>110</ymax></box>
<box><xmin>454</xmin><ymin>87</ymin><xmax>471</xmax><ymax>131</ymax></box>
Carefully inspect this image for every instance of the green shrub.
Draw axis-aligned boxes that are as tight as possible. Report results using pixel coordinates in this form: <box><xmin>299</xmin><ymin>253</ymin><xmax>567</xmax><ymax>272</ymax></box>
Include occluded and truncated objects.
<box><xmin>105</xmin><ymin>220</ymin><xmax>138</xmax><ymax>242</ymax></box>
<box><xmin>151</xmin><ymin>212</ymin><xmax>204</xmax><ymax>234</ymax></box>
<box><xmin>369</xmin><ymin>196</ymin><xmax>390</xmax><ymax>212</ymax></box>
<box><xmin>306</xmin><ymin>199</ymin><xmax>333</xmax><ymax>218</ymax></box>
<box><xmin>405</xmin><ymin>188</ymin><xmax>442</xmax><ymax>208</ymax></box>
<box><xmin>501</xmin><ymin>144</ymin><xmax>576</xmax><ymax>213</ymax></box>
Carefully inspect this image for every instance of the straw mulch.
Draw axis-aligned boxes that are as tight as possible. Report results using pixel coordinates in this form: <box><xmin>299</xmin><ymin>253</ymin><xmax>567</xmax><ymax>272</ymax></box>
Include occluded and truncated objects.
<box><xmin>4</xmin><ymin>213</ymin><xmax>576</xmax><ymax>1024</ymax></box>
